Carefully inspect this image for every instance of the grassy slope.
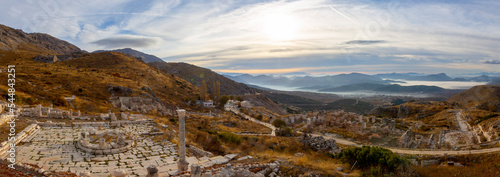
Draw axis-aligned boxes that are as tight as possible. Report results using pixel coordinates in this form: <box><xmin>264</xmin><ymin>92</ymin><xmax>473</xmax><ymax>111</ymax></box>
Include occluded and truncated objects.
<box><xmin>0</xmin><ymin>49</ymin><xmax>198</xmax><ymax>113</ymax></box>
<box><xmin>150</xmin><ymin>62</ymin><xmax>256</xmax><ymax>96</ymax></box>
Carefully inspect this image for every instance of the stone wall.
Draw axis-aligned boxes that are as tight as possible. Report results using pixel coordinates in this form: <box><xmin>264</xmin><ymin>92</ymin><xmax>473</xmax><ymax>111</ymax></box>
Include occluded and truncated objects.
<box><xmin>0</xmin><ymin>124</ymin><xmax>40</xmax><ymax>158</ymax></box>
<box><xmin>110</xmin><ymin>96</ymin><xmax>173</xmax><ymax>116</ymax></box>
<box><xmin>188</xmin><ymin>145</ymin><xmax>214</xmax><ymax>157</ymax></box>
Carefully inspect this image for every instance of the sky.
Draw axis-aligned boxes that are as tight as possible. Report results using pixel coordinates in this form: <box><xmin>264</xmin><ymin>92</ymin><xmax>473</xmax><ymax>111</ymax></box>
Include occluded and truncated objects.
<box><xmin>1</xmin><ymin>0</ymin><xmax>499</xmax><ymax>76</ymax></box>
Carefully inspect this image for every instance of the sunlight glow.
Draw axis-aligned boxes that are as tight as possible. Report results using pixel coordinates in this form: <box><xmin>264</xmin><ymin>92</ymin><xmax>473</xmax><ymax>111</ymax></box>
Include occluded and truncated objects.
<box><xmin>261</xmin><ymin>13</ymin><xmax>299</xmax><ymax>41</ymax></box>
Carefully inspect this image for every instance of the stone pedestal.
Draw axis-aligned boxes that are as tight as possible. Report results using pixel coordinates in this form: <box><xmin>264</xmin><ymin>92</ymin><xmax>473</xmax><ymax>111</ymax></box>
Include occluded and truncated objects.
<box><xmin>99</xmin><ymin>138</ymin><xmax>106</xmax><ymax>148</ymax></box>
<box><xmin>117</xmin><ymin>136</ymin><xmax>126</xmax><ymax>146</ymax></box>
<box><xmin>177</xmin><ymin>109</ymin><xmax>189</xmax><ymax>172</ymax></box>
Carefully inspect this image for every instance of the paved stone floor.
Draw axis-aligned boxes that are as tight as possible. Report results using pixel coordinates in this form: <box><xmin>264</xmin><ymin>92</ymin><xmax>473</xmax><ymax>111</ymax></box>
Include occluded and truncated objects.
<box><xmin>15</xmin><ymin>125</ymin><xmax>189</xmax><ymax>176</ymax></box>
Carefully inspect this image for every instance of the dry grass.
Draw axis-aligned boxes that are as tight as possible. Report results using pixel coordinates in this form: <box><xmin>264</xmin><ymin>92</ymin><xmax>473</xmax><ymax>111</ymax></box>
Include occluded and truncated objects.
<box><xmin>0</xmin><ymin>50</ymin><xmax>199</xmax><ymax>114</ymax></box>
<box><xmin>254</xmin><ymin>150</ymin><xmax>359</xmax><ymax>176</ymax></box>
<box><xmin>414</xmin><ymin>153</ymin><xmax>500</xmax><ymax>177</ymax></box>
<box><xmin>0</xmin><ymin>117</ymin><xmax>31</xmax><ymax>142</ymax></box>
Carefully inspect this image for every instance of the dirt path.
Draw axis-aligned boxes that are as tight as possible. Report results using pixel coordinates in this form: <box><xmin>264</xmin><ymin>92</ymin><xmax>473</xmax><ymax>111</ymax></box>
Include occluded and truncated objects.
<box><xmin>317</xmin><ymin>133</ymin><xmax>500</xmax><ymax>155</ymax></box>
<box><xmin>230</xmin><ymin>109</ymin><xmax>276</xmax><ymax>136</ymax></box>
<box><xmin>455</xmin><ymin>110</ymin><xmax>470</xmax><ymax>131</ymax></box>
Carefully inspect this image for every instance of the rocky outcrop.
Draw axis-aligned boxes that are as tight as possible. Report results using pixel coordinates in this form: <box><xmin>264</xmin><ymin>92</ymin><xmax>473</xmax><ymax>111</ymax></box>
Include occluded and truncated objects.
<box><xmin>399</xmin><ymin>128</ymin><xmax>414</xmax><ymax>148</ymax></box>
<box><xmin>301</xmin><ymin>134</ymin><xmax>341</xmax><ymax>154</ymax></box>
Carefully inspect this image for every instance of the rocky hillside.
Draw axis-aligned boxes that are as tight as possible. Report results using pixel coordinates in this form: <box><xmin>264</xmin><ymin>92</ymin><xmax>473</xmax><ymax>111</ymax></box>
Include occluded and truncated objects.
<box><xmin>0</xmin><ymin>24</ymin><xmax>198</xmax><ymax>113</ymax></box>
<box><xmin>93</xmin><ymin>48</ymin><xmax>163</xmax><ymax>63</ymax></box>
<box><xmin>150</xmin><ymin>62</ymin><xmax>256</xmax><ymax>96</ymax></box>
<box><xmin>447</xmin><ymin>85</ymin><xmax>500</xmax><ymax>111</ymax></box>
<box><xmin>0</xmin><ymin>24</ymin><xmax>82</xmax><ymax>54</ymax></box>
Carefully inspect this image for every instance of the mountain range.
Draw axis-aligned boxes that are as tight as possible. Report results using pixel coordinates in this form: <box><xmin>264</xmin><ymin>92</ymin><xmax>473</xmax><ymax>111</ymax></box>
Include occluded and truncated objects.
<box><xmin>224</xmin><ymin>72</ymin><xmax>500</xmax><ymax>94</ymax></box>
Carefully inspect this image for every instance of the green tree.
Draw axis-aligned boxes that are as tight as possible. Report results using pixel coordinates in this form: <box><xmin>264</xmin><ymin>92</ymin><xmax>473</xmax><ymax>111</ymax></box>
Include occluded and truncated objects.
<box><xmin>272</xmin><ymin>119</ymin><xmax>287</xmax><ymax>128</ymax></box>
<box><xmin>218</xmin><ymin>95</ymin><xmax>230</xmax><ymax>106</ymax></box>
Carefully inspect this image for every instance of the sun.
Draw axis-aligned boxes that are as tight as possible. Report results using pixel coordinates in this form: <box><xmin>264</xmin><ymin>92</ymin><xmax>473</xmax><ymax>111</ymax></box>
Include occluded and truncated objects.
<box><xmin>262</xmin><ymin>13</ymin><xmax>299</xmax><ymax>41</ymax></box>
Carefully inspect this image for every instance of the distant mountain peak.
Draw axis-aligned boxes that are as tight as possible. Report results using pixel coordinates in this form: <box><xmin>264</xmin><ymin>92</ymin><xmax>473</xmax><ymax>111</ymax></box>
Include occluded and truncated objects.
<box><xmin>93</xmin><ymin>48</ymin><xmax>164</xmax><ymax>63</ymax></box>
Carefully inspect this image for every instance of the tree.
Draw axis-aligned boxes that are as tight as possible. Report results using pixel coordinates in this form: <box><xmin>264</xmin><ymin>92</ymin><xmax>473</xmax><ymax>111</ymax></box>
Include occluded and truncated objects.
<box><xmin>215</xmin><ymin>80</ymin><xmax>221</xmax><ymax>98</ymax></box>
<box><xmin>199</xmin><ymin>79</ymin><xmax>208</xmax><ymax>101</ymax></box>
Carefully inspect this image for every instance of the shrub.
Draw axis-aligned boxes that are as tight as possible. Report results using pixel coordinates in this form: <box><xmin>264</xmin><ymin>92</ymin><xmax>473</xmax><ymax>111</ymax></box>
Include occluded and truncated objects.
<box><xmin>276</xmin><ymin>127</ymin><xmax>294</xmax><ymax>137</ymax></box>
<box><xmin>272</xmin><ymin>119</ymin><xmax>287</xmax><ymax>128</ymax></box>
<box><xmin>335</xmin><ymin>146</ymin><xmax>408</xmax><ymax>172</ymax></box>
<box><xmin>218</xmin><ymin>132</ymin><xmax>242</xmax><ymax>145</ymax></box>
<box><xmin>218</xmin><ymin>95</ymin><xmax>230</xmax><ymax>106</ymax></box>
<box><xmin>256</xmin><ymin>114</ymin><xmax>263</xmax><ymax>121</ymax></box>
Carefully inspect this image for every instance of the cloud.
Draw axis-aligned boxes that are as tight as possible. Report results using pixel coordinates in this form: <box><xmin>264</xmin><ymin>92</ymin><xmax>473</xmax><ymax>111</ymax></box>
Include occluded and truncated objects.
<box><xmin>91</xmin><ymin>35</ymin><xmax>160</xmax><ymax>49</ymax></box>
<box><xmin>344</xmin><ymin>40</ymin><xmax>387</xmax><ymax>45</ymax></box>
<box><xmin>1</xmin><ymin>0</ymin><xmax>500</xmax><ymax>75</ymax></box>
<box><xmin>483</xmin><ymin>60</ymin><xmax>500</xmax><ymax>64</ymax></box>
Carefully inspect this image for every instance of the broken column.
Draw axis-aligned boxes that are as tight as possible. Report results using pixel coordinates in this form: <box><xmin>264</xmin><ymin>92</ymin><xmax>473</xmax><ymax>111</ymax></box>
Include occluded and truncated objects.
<box><xmin>146</xmin><ymin>165</ymin><xmax>159</xmax><ymax>177</ymax></box>
<box><xmin>77</xmin><ymin>110</ymin><xmax>81</xmax><ymax>117</ymax></box>
<box><xmin>177</xmin><ymin>109</ymin><xmax>189</xmax><ymax>172</ymax></box>
<box><xmin>191</xmin><ymin>164</ymin><xmax>201</xmax><ymax>177</ymax></box>
<box><xmin>110</xmin><ymin>113</ymin><xmax>117</xmax><ymax>121</ymax></box>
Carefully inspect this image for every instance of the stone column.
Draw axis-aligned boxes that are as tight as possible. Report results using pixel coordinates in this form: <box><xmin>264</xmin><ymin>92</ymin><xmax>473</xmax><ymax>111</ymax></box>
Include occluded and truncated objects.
<box><xmin>177</xmin><ymin>109</ymin><xmax>189</xmax><ymax>172</ymax></box>
<box><xmin>47</xmin><ymin>105</ymin><xmax>52</xmax><ymax>117</ymax></box>
<box><xmin>37</xmin><ymin>104</ymin><xmax>42</xmax><ymax>117</ymax></box>
<box><xmin>69</xmin><ymin>109</ymin><xmax>73</xmax><ymax>118</ymax></box>
<box><xmin>78</xmin><ymin>110</ymin><xmax>81</xmax><ymax>117</ymax></box>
